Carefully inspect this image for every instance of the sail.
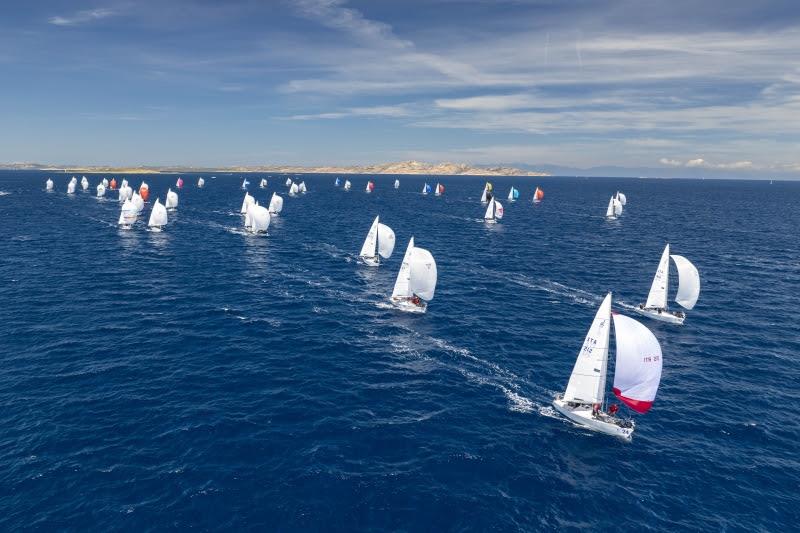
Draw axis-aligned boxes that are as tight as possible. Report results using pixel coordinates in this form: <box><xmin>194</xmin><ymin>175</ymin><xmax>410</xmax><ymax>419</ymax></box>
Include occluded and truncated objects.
<box><xmin>131</xmin><ymin>192</ymin><xmax>144</xmax><ymax>213</ymax></box>
<box><xmin>176</xmin><ymin>177</ymin><xmax>183</xmax><ymax>188</ymax></box>
<box><xmin>299</xmin><ymin>182</ymin><xmax>307</xmax><ymax>193</ymax></box>
<box><xmin>96</xmin><ymin>184</ymin><xmax>105</xmax><ymax>197</ymax></box>
<box><xmin>394</xmin><ymin>179</ymin><xmax>400</xmax><ymax>189</ymax></box>
<box><xmin>102</xmin><ymin>178</ymin><xmax>108</xmax><ymax>187</ymax></box>
<box><xmin>250</xmin><ymin>205</ymin><xmax>271</xmax><ymax>233</ymax></box>
<box><xmin>285</xmin><ymin>178</ymin><xmax>293</xmax><ymax>187</ymax></box>
<box><xmin>67</xmin><ymin>181</ymin><xmax>76</xmax><ymax>194</ymax></box>
<box><xmin>645</xmin><ymin>244</ymin><xmax>670</xmax><ymax>309</ymax></box>
<box><xmin>484</xmin><ymin>199</ymin><xmax>495</xmax><ymax>219</ymax></box>
<box><xmin>435</xmin><ymin>182</ymin><xmax>441</xmax><ymax>196</ymax></box>
<box><xmin>480</xmin><ymin>186</ymin><xmax>488</xmax><ymax>203</ymax></box>
<box><xmin>110</xmin><ymin>178</ymin><xmax>117</xmax><ymax>190</ymax></box>
<box><xmin>617</xmin><ymin>192</ymin><xmax>627</xmax><ymax>205</ymax></box>
<box><xmin>46</xmin><ymin>179</ymin><xmax>54</xmax><ymax>190</ymax></box>
<box><xmin>166</xmin><ymin>189</ymin><xmax>179</xmax><ymax>209</ymax></box>
<box><xmin>344</xmin><ymin>180</ymin><xmax>351</xmax><ymax>190</ymax></box>
<box><xmin>81</xmin><ymin>176</ymin><xmax>89</xmax><ymax>190</ymax></box>
<box><xmin>377</xmin><ymin>223</ymin><xmax>395</xmax><ymax>259</ymax></box>
<box><xmin>422</xmin><ymin>183</ymin><xmax>428</xmax><ymax>194</ymax></box>
<box><xmin>563</xmin><ymin>293</ymin><xmax>612</xmax><ymax>405</ymax></box>
<box><xmin>534</xmin><ymin>187</ymin><xmax>544</xmax><ymax>201</ymax></box>
<box><xmin>290</xmin><ymin>183</ymin><xmax>300</xmax><ymax>195</ymax></box>
<box><xmin>409</xmin><ymin>247</ymin><xmax>437</xmax><ymax>301</ymax></box>
<box><xmin>671</xmin><ymin>255</ymin><xmax>700</xmax><ymax>310</ymax></box>
<box><xmin>240</xmin><ymin>192</ymin><xmax>254</xmax><ymax>213</ymax></box>
<box><xmin>391</xmin><ymin>237</ymin><xmax>415</xmax><ymax>299</ymax></box>
<box><xmin>335</xmin><ymin>178</ymin><xmax>340</xmax><ymax>186</ymax></box>
<box><xmin>366</xmin><ymin>181</ymin><xmax>374</xmax><ymax>192</ymax></box>
<box><xmin>614</xmin><ymin>198</ymin><xmax>623</xmax><ymax>216</ymax></box>
<box><xmin>606</xmin><ymin>196</ymin><xmax>615</xmax><ymax>217</ymax></box>
<box><xmin>508</xmin><ymin>187</ymin><xmax>514</xmax><ymax>200</ymax></box>
<box><xmin>260</xmin><ymin>178</ymin><xmax>267</xmax><ymax>188</ymax></box>
<box><xmin>118</xmin><ymin>199</ymin><xmax>137</xmax><ymax>225</ymax></box>
<box><xmin>359</xmin><ymin>216</ymin><xmax>380</xmax><ymax>258</ymax></box>
<box><xmin>121</xmin><ymin>179</ymin><xmax>129</xmax><ymax>188</ymax></box>
<box><xmin>148</xmin><ymin>199</ymin><xmax>168</xmax><ymax>227</ymax></box>
<box><xmin>513</xmin><ymin>188</ymin><xmax>519</xmax><ymax>200</ymax></box>
<box><xmin>139</xmin><ymin>182</ymin><xmax>149</xmax><ymax>202</ymax></box>
<box><xmin>197</xmin><ymin>177</ymin><xmax>205</xmax><ymax>188</ymax></box>
<box><xmin>268</xmin><ymin>193</ymin><xmax>284</xmax><ymax>214</ymax></box>
<box><xmin>612</xmin><ymin>313</ymin><xmax>662</xmax><ymax>413</ymax></box>
<box><xmin>495</xmin><ymin>200</ymin><xmax>504</xmax><ymax>219</ymax></box>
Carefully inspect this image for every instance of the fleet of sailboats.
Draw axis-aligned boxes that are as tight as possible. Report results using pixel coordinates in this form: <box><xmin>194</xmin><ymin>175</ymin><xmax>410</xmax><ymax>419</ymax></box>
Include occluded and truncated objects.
<box><xmin>552</xmin><ymin>293</ymin><xmax>663</xmax><ymax>440</ymax></box>
<box><xmin>635</xmin><ymin>244</ymin><xmax>700</xmax><ymax>325</ymax></box>
<box><xmin>390</xmin><ymin>237</ymin><xmax>437</xmax><ymax>313</ymax></box>
<box><xmin>359</xmin><ymin>215</ymin><xmax>396</xmax><ymax>267</ymax></box>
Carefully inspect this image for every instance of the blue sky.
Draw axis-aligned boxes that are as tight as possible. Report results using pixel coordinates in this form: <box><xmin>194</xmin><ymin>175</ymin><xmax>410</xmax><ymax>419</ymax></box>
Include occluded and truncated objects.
<box><xmin>2</xmin><ymin>0</ymin><xmax>800</xmax><ymax>174</ymax></box>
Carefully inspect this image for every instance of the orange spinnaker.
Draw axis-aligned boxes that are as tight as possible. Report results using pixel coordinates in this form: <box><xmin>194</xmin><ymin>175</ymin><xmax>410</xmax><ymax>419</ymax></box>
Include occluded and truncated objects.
<box><xmin>110</xmin><ymin>178</ymin><xmax>117</xmax><ymax>190</ymax></box>
<box><xmin>535</xmin><ymin>187</ymin><xmax>544</xmax><ymax>200</ymax></box>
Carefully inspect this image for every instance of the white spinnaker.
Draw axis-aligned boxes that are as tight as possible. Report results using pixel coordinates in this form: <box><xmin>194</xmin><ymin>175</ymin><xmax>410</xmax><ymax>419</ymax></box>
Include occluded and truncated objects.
<box><xmin>285</xmin><ymin>178</ymin><xmax>293</xmax><ymax>187</ymax></box>
<box><xmin>671</xmin><ymin>255</ymin><xmax>700</xmax><ymax>310</ymax></box>
<box><xmin>606</xmin><ymin>196</ymin><xmax>615</xmax><ymax>217</ymax></box>
<box><xmin>102</xmin><ymin>178</ymin><xmax>108</xmax><ymax>187</ymax></box>
<box><xmin>118</xmin><ymin>199</ymin><xmax>137</xmax><ymax>225</ymax></box>
<box><xmin>391</xmin><ymin>237</ymin><xmax>415</xmax><ymax>299</ymax></box>
<box><xmin>344</xmin><ymin>180</ymin><xmax>351</xmax><ymax>190</ymax></box>
<box><xmin>611</xmin><ymin>313</ymin><xmax>662</xmax><ymax>413</ymax></box>
<box><xmin>299</xmin><ymin>182</ymin><xmax>307</xmax><ymax>193</ymax></box>
<box><xmin>614</xmin><ymin>198</ymin><xmax>623</xmax><ymax>216</ymax></box>
<box><xmin>645</xmin><ymin>244</ymin><xmax>670</xmax><ymax>309</ymax></box>
<box><xmin>148</xmin><ymin>199</ymin><xmax>168</xmax><ymax>227</ymax></box>
<box><xmin>618</xmin><ymin>192</ymin><xmax>627</xmax><ymax>205</ymax></box>
<box><xmin>360</xmin><ymin>216</ymin><xmax>379</xmax><ymax>258</ymax></box>
<box><xmin>269</xmin><ymin>193</ymin><xmax>283</xmax><ymax>214</ymax></box>
<box><xmin>131</xmin><ymin>193</ymin><xmax>144</xmax><ymax>213</ymax></box>
<box><xmin>166</xmin><ymin>189</ymin><xmax>179</xmax><ymax>209</ymax></box>
<box><xmin>377</xmin><ymin>223</ymin><xmax>395</xmax><ymax>259</ymax></box>
<box><xmin>290</xmin><ymin>183</ymin><xmax>300</xmax><ymax>195</ymax></box>
<box><xmin>81</xmin><ymin>176</ymin><xmax>89</xmax><ymax>190</ymax></box>
<box><xmin>394</xmin><ymin>179</ymin><xmax>399</xmax><ymax>189</ymax></box>
<box><xmin>46</xmin><ymin>179</ymin><xmax>54</xmax><ymax>190</ymax></box>
<box><xmin>409</xmin><ymin>247</ymin><xmax>437</xmax><ymax>301</ymax></box>
<box><xmin>250</xmin><ymin>205</ymin><xmax>271</xmax><ymax>232</ymax></box>
<box><xmin>197</xmin><ymin>177</ymin><xmax>205</xmax><ymax>187</ymax></box>
<box><xmin>96</xmin><ymin>184</ymin><xmax>106</xmax><ymax>197</ymax></box>
<box><xmin>240</xmin><ymin>192</ymin><xmax>254</xmax><ymax>213</ymax></box>
<box><xmin>564</xmin><ymin>293</ymin><xmax>612</xmax><ymax>405</ymax></box>
<box><xmin>67</xmin><ymin>181</ymin><xmax>76</xmax><ymax>194</ymax></box>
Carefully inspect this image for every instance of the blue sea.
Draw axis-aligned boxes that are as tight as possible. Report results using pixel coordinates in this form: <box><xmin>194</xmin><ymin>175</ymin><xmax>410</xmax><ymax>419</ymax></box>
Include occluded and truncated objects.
<box><xmin>1</xmin><ymin>171</ymin><xmax>798</xmax><ymax>530</ymax></box>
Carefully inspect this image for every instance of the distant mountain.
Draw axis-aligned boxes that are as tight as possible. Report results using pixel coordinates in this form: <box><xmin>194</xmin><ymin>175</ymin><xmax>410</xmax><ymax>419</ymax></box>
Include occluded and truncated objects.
<box><xmin>0</xmin><ymin>160</ymin><xmax>548</xmax><ymax>177</ymax></box>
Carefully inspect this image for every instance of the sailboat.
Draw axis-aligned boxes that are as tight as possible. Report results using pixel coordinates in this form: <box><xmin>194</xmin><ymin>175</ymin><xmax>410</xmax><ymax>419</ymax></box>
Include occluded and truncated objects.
<box><xmin>335</xmin><ymin>177</ymin><xmax>341</xmax><ymax>187</ymax></box>
<box><xmin>552</xmin><ymin>293</ymin><xmax>663</xmax><ymax>441</ymax></box>
<box><xmin>109</xmin><ymin>178</ymin><xmax>117</xmax><ymax>190</ymax></box>
<box><xmin>615</xmin><ymin>191</ymin><xmax>627</xmax><ymax>205</ymax></box>
<box><xmin>435</xmin><ymin>183</ymin><xmax>445</xmax><ymax>196</ymax></box>
<box><xmin>289</xmin><ymin>182</ymin><xmax>300</xmax><ymax>196</ymax></box>
<box><xmin>480</xmin><ymin>183</ymin><xmax>493</xmax><ymax>204</ymax></box>
<box><xmin>240</xmin><ymin>192</ymin><xmax>255</xmax><ymax>214</ymax></box>
<box><xmin>96</xmin><ymin>183</ymin><xmax>106</xmax><ymax>197</ymax></box>
<box><xmin>422</xmin><ymin>183</ymin><xmax>432</xmax><ymax>195</ymax></box>
<box><xmin>121</xmin><ymin>179</ymin><xmax>129</xmax><ymax>189</ymax></box>
<box><xmin>285</xmin><ymin>178</ymin><xmax>293</xmax><ymax>187</ymax></box>
<box><xmin>268</xmin><ymin>192</ymin><xmax>283</xmax><ymax>215</ymax></box>
<box><xmin>46</xmin><ymin>178</ymin><xmax>54</xmax><ymax>191</ymax></box>
<box><xmin>67</xmin><ymin>178</ymin><xmax>76</xmax><ymax>195</ymax></box>
<box><xmin>298</xmin><ymin>181</ymin><xmax>307</xmax><ymax>194</ymax></box>
<box><xmin>131</xmin><ymin>192</ymin><xmax>145</xmax><ymax>214</ymax></box>
<box><xmin>147</xmin><ymin>198</ymin><xmax>168</xmax><ymax>231</ymax></box>
<box><xmin>197</xmin><ymin>177</ymin><xmax>205</xmax><ymax>188</ymax></box>
<box><xmin>248</xmin><ymin>205</ymin><xmax>271</xmax><ymax>234</ymax></box>
<box><xmin>634</xmin><ymin>244</ymin><xmax>700</xmax><ymax>325</ymax></box>
<box><xmin>390</xmin><ymin>237</ymin><xmax>437</xmax><ymax>313</ymax></box>
<box><xmin>507</xmin><ymin>186</ymin><xmax>519</xmax><ymax>202</ymax></box>
<box><xmin>259</xmin><ymin>178</ymin><xmax>267</xmax><ymax>189</ymax></box>
<box><xmin>80</xmin><ymin>176</ymin><xmax>89</xmax><ymax>191</ymax></box>
<box><xmin>605</xmin><ymin>196</ymin><xmax>621</xmax><ymax>219</ymax></box>
<box><xmin>359</xmin><ymin>215</ymin><xmax>396</xmax><ymax>267</ymax></box>
<box><xmin>118</xmin><ymin>199</ymin><xmax>137</xmax><ymax>229</ymax></box>
<box><xmin>241</xmin><ymin>178</ymin><xmax>249</xmax><ymax>190</ymax></box>
<box><xmin>165</xmin><ymin>188</ymin><xmax>179</xmax><ymax>210</ymax></box>
<box><xmin>484</xmin><ymin>197</ymin><xmax>504</xmax><ymax>224</ymax></box>
<box><xmin>394</xmin><ymin>179</ymin><xmax>400</xmax><ymax>189</ymax></box>
<box><xmin>344</xmin><ymin>180</ymin><xmax>352</xmax><ymax>191</ymax></box>
<box><xmin>533</xmin><ymin>187</ymin><xmax>544</xmax><ymax>203</ymax></box>
<box><xmin>139</xmin><ymin>182</ymin><xmax>149</xmax><ymax>202</ymax></box>
<box><xmin>366</xmin><ymin>180</ymin><xmax>375</xmax><ymax>193</ymax></box>
<box><xmin>102</xmin><ymin>178</ymin><xmax>109</xmax><ymax>188</ymax></box>
<box><xmin>176</xmin><ymin>177</ymin><xmax>184</xmax><ymax>189</ymax></box>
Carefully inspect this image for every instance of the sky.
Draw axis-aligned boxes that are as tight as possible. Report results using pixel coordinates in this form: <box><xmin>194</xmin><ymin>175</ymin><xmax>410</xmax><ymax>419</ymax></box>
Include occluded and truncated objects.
<box><xmin>2</xmin><ymin>0</ymin><xmax>800</xmax><ymax>176</ymax></box>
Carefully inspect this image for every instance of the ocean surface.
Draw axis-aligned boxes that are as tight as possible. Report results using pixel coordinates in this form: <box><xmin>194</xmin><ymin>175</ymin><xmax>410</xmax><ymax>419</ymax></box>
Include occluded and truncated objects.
<box><xmin>1</xmin><ymin>171</ymin><xmax>798</xmax><ymax>531</ymax></box>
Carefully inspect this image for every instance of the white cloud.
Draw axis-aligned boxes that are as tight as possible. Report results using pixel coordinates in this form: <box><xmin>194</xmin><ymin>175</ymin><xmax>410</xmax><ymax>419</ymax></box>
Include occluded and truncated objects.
<box><xmin>49</xmin><ymin>8</ymin><xmax>118</xmax><ymax>26</ymax></box>
<box><xmin>659</xmin><ymin>158</ymin><xmax>682</xmax><ymax>166</ymax></box>
<box><xmin>284</xmin><ymin>104</ymin><xmax>413</xmax><ymax>120</ymax></box>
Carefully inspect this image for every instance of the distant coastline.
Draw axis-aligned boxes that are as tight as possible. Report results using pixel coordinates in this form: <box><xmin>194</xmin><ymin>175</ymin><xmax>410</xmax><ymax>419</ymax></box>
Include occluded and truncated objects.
<box><xmin>0</xmin><ymin>160</ymin><xmax>549</xmax><ymax>177</ymax></box>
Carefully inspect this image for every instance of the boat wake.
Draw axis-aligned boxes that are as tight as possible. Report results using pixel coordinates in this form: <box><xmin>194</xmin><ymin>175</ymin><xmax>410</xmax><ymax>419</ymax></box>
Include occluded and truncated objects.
<box><xmin>0</xmin><ymin>191</ymin><xmax>10</xmax><ymax>196</ymax></box>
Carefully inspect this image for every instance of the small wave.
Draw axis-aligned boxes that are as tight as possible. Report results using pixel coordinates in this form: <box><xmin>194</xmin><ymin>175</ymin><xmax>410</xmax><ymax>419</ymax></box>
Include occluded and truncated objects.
<box><xmin>0</xmin><ymin>191</ymin><xmax>10</xmax><ymax>196</ymax></box>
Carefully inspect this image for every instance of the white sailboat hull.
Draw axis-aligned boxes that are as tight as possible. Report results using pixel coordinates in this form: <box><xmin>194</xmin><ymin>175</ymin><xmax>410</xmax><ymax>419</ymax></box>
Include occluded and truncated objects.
<box><xmin>485</xmin><ymin>218</ymin><xmax>497</xmax><ymax>224</ymax></box>
<box><xmin>552</xmin><ymin>397</ymin><xmax>634</xmax><ymax>441</ymax></box>
<box><xmin>390</xmin><ymin>297</ymin><xmax>427</xmax><ymax>314</ymax></box>
<box><xmin>360</xmin><ymin>255</ymin><xmax>380</xmax><ymax>267</ymax></box>
<box><xmin>633</xmin><ymin>305</ymin><xmax>685</xmax><ymax>325</ymax></box>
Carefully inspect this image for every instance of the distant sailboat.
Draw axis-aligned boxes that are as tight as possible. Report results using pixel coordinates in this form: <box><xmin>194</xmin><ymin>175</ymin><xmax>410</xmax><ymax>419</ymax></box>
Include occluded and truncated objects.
<box><xmin>335</xmin><ymin>177</ymin><xmax>341</xmax><ymax>187</ymax></box>
<box><xmin>366</xmin><ymin>180</ymin><xmax>375</xmax><ymax>193</ymax></box>
<box><xmin>241</xmin><ymin>178</ymin><xmax>249</xmax><ymax>190</ymax></box>
<box><xmin>139</xmin><ymin>182</ymin><xmax>149</xmax><ymax>202</ymax></box>
<box><xmin>147</xmin><ymin>198</ymin><xmax>168</xmax><ymax>231</ymax></box>
<box><xmin>67</xmin><ymin>178</ymin><xmax>76</xmax><ymax>195</ymax></box>
<box><xmin>259</xmin><ymin>178</ymin><xmax>267</xmax><ymax>189</ymax></box>
<box><xmin>102</xmin><ymin>178</ymin><xmax>109</xmax><ymax>188</ymax></box>
<box><xmin>240</xmin><ymin>192</ymin><xmax>255</xmax><ymax>214</ymax></box>
<box><xmin>533</xmin><ymin>187</ymin><xmax>544</xmax><ymax>203</ymax></box>
<box><xmin>131</xmin><ymin>192</ymin><xmax>145</xmax><ymax>213</ymax></box>
<box><xmin>96</xmin><ymin>183</ymin><xmax>106</xmax><ymax>197</ymax></box>
<box><xmin>285</xmin><ymin>178</ymin><xmax>293</xmax><ymax>187</ymax></box>
<box><xmin>359</xmin><ymin>215</ymin><xmax>396</xmax><ymax>267</ymax></box>
<box><xmin>394</xmin><ymin>179</ymin><xmax>400</xmax><ymax>189</ymax></box>
<box><xmin>605</xmin><ymin>196</ymin><xmax>618</xmax><ymax>219</ymax></box>
<box><xmin>248</xmin><ymin>205</ymin><xmax>271</xmax><ymax>234</ymax></box>
<box><xmin>176</xmin><ymin>177</ymin><xmax>184</xmax><ymax>189</ymax></box>
<box><xmin>507</xmin><ymin>186</ymin><xmax>519</xmax><ymax>202</ymax></box>
<box><xmin>109</xmin><ymin>178</ymin><xmax>117</xmax><ymax>190</ymax></box>
<box><xmin>46</xmin><ymin>178</ymin><xmax>54</xmax><ymax>191</ymax></box>
<box><xmin>480</xmin><ymin>183</ymin><xmax>492</xmax><ymax>204</ymax></box>
<box><xmin>118</xmin><ymin>199</ymin><xmax>137</xmax><ymax>229</ymax></box>
<box><xmin>634</xmin><ymin>244</ymin><xmax>700</xmax><ymax>325</ymax></box>
<box><xmin>80</xmin><ymin>176</ymin><xmax>89</xmax><ymax>191</ymax></box>
<box><xmin>121</xmin><ymin>179</ymin><xmax>129</xmax><ymax>189</ymax></box>
<box><xmin>289</xmin><ymin>182</ymin><xmax>300</xmax><ymax>196</ymax></box>
<box><xmin>552</xmin><ymin>292</ymin><xmax>663</xmax><ymax>441</ymax></box>
<box><xmin>435</xmin><ymin>183</ymin><xmax>445</xmax><ymax>196</ymax></box>
<box><xmin>390</xmin><ymin>237</ymin><xmax>437</xmax><ymax>313</ymax></box>
<box><xmin>197</xmin><ymin>177</ymin><xmax>205</xmax><ymax>188</ymax></box>
<box><xmin>344</xmin><ymin>180</ymin><xmax>352</xmax><ymax>191</ymax></box>
<box><xmin>422</xmin><ymin>183</ymin><xmax>432</xmax><ymax>195</ymax></box>
<box><xmin>298</xmin><ymin>181</ymin><xmax>307</xmax><ymax>194</ymax></box>
<box><xmin>165</xmin><ymin>188</ymin><xmax>179</xmax><ymax>210</ymax></box>
<box><xmin>268</xmin><ymin>192</ymin><xmax>284</xmax><ymax>215</ymax></box>
<box><xmin>484</xmin><ymin>197</ymin><xmax>504</xmax><ymax>224</ymax></box>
